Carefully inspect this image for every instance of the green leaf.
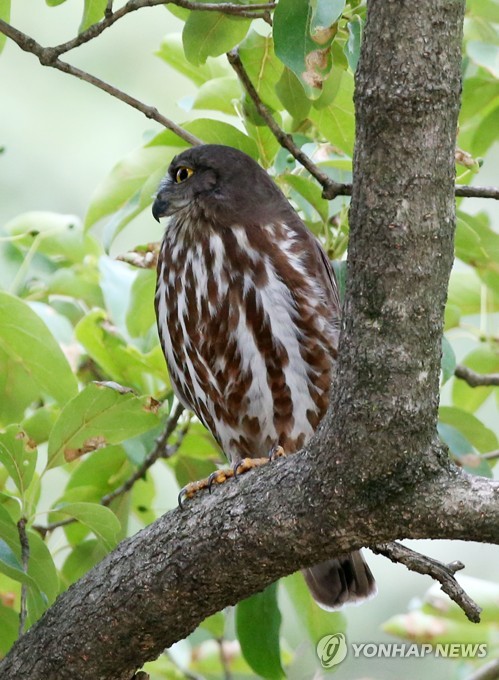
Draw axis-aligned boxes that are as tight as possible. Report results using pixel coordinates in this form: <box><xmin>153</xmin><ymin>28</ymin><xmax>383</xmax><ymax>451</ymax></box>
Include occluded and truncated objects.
<box><xmin>236</xmin><ymin>583</ymin><xmax>284</xmax><ymax>680</ymax></box>
<box><xmin>84</xmin><ymin>145</ymin><xmax>173</xmax><ymax>230</ymax></box>
<box><xmin>47</xmin><ymin>264</ymin><xmax>104</xmax><ymax>310</ymax></box>
<box><xmin>185</xmin><ymin>119</ymin><xmax>259</xmax><ymax>159</ymax></box>
<box><xmin>200</xmin><ymin>611</ymin><xmax>225</xmax><ymax>638</ymax></box>
<box><xmin>25</xmin><ymin>529</ymin><xmax>59</xmax><ymax>605</ymax></box>
<box><xmin>0</xmin><ymin>601</ymin><xmax>18</xmax><ymax>656</ymax></box>
<box><xmin>310</xmin><ymin>0</ymin><xmax>345</xmax><ymax>32</ymax></box>
<box><xmin>438</xmin><ymin>422</ymin><xmax>492</xmax><ymax>478</ymax></box>
<box><xmin>0</xmin><ymin>426</ymin><xmax>37</xmax><ymax>499</ymax></box>
<box><xmin>275</xmin><ymin>67</ymin><xmax>312</xmax><ymax>120</ymax></box>
<box><xmin>51</xmin><ymin>502</ymin><xmax>120</xmax><ymax>551</ymax></box>
<box><xmin>280</xmin><ymin>174</ymin><xmax>329</xmax><ymax>222</ymax></box>
<box><xmin>452</xmin><ymin>345</ymin><xmax>499</xmax><ymax>412</ymax></box>
<box><xmin>439</xmin><ymin>406</ymin><xmax>498</xmax><ymax>454</ymax></box>
<box><xmin>5</xmin><ymin>211</ymin><xmax>100</xmax><ymax>264</ymax></box>
<box><xmin>440</xmin><ymin>336</ymin><xmax>456</xmax><ymax>385</ymax></box>
<box><xmin>312</xmin><ymin>64</ymin><xmax>344</xmax><ymax>110</ymax></box>
<box><xmin>309</xmin><ymin>70</ymin><xmax>355</xmax><ymax>153</ymax></box>
<box><xmin>238</xmin><ymin>31</ymin><xmax>284</xmax><ymax>110</ymax></box>
<box><xmin>0</xmin><ymin>0</ymin><xmax>11</xmax><ymax>54</ymax></box>
<box><xmin>47</xmin><ymin>382</ymin><xmax>161</xmax><ymax>468</ymax></box>
<box><xmin>447</xmin><ymin>269</ymin><xmax>488</xmax><ymax>316</ymax></box>
<box><xmin>274</xmin><ymin>0</ymin><xmax>340</xmax><ymax>97</ymax></box>
<box><xmin>99</xmin><ymin>256</ymin><xmax>136</xmax><ymax>333</ymax></box>
<box><xmin>460</xmin><ymin>76</ymin><xmax>499</xmax><ymax>123</ymax></box>
<box><xmin>467</xmin><ymin>0</ymin><xmax>499</xmax><ymax>22</ymax></box>
<box><xmin>471</xmin><ymin>103</ymin><xmax>499</xmax><ymax>156</ymax></box>
<box><xmin>65</xmin><ymin>446</ymin><xmax>130</xmax><ymax>499</ymax></box>
<box><xmin>0</xmin><ymin>537</ymin><xmax>39</xmax><ymax>593</ymax></box>
<box><xmin>192</xmin><ymin>77</ymin><xmax>241</xmax><ymax>115</ymax></box>
<box><xmin>183</xmin><ymin>11</ymin><xmax>250</xmax><ymax>65</ymax></box>
<box><xmin>61</xmin><ymin>539</ymin><xmax>107</xmax><ymax>587</ymax></box>
<box><xmin>79</xmin><ymin>0</ymin><xmax>107</xmax><ymax>33</ymax></box>
<box><xmin>75</xmin><ymin>309</ymin><xmax>167</xmax><ymax>392</ymax></box>
<box><xmin>344</xmin><ymin>15</ymin><xmax>363</xmax><ymax>72</ymax></box>
<box><xmin>155</xmin><ymin>34</ymin><xmax>226</xmax><ymax>85</ymax></box>
<box><xmin>0</xmin><ymin>291</ymin><xmax>78</xmax><ymax>408</ymax></box>
<box><xmin>126</xmin><ymin>269</ymin><xmax>157</xmax><ymax>338</ymax></box>
<box><xmin>283</xmin><ymin>571</ymin><xmax>346</xmax><ymax>644</ymax></box>
<box><xmin>173</xmin><ymin>455</ymin><xmax>217</xmax><ymax>489</ymax></box>
<box><xmin>244</xmin><ymin>120</ymin><xmax>281</xmax><ymax>169</ymax></box>
<box><xmin>22</xmin><ymin>406</ymin><xmax>59</xmax><ymax>445</ymax></box>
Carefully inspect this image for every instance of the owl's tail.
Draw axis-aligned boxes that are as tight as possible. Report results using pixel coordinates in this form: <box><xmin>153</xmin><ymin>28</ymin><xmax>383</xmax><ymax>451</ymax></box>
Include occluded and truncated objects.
<box><xmin>302</xmin><ymin>550</ymin><xmax>376</xmax><ymax>610</ymax></box>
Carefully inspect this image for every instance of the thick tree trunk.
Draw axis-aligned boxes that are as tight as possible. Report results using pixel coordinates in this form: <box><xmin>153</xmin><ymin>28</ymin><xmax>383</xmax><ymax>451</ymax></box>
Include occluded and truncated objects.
<box><xmin>3</xmin><ymin>2</ymin><xmax>497</xmax><ymax>680</ymax></box>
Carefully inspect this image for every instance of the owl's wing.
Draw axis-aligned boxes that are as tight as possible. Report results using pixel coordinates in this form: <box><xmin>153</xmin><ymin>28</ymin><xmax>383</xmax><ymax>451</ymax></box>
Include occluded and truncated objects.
<box><xmin>314</xmin><ymin>240</ymin><xmax>342</xmax><ymax>330</ymax></box>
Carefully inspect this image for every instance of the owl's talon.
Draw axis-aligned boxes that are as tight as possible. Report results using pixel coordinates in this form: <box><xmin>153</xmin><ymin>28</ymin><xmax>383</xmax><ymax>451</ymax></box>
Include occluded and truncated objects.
<box><xmin>269</xmin><ymin>445</ymin><xmax>286</xmax><ymax>461</ymax></box>
<box><xmin>178</xmin><ymin>453</ymin><xmax>282</xmax><ymax>506</ymax></box>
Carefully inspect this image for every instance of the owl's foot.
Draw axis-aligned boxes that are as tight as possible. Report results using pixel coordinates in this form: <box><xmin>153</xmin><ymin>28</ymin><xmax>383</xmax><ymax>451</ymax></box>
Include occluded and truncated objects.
<box><xmin>178</xmin><ymin>446</ymin><xmax>286</xmax><ymax>507</ymax></box>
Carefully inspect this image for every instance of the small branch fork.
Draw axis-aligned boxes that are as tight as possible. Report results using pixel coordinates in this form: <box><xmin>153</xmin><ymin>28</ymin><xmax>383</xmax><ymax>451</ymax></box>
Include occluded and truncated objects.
<box><xmin>226</xmin><ymin>47</ymin><xmax>499</xmax><ymax>202</ymax></box>
<box><xmin>455</xmin><ymin>364</ymin><xmax>499</xmax><ymax>387</ymax></box>
<box><xmin>372</xmin><ymin>541</ymin><xmax>481</xmax><ymax>623</ymax></box>
<box><xmin>32</xmin><ymin>404</ymin><xmax>186</xmax><ymax>538</ymax></box>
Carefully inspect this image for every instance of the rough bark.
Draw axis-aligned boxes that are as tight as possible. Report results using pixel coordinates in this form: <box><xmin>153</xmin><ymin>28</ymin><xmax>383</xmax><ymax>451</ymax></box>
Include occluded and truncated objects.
<box><xmin>3</xmin><ymin>1</ymin><xmax>497</xmax><ymax>679</ymax></box>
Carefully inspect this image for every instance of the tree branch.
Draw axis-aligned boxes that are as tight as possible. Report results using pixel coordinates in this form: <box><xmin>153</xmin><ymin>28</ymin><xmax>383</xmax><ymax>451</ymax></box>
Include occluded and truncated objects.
<box><xmin>0</xmin><ymin>20</ymin><xmax>202</xmax><ymax>147</ymax></box>
<box><xmin>100</xmin><ymin>403</ymin><xmax>186</xmax><ymax>506</ymax></box>
<box><xmin>372</xmin><ymin>542</ymin><xmax>481</xmax><ymax>623</ymax></box>
<box><xmin>455</xmin><ymin>364</ymin><xmax>499</xmax><ymax>387</ymax></box>
<box><xmin>455</xmin><ymin>185</ymin><xmax>499</xmax><ymax>200</ymax></box>
<box><xmin>50</xmin><ymin>0</ymin><xmax>276</xmax><ymax>57</ymax></box>
<box><xmin>2</xmin><ymin>452</ymin><xmax>498</xmax><ymax>678</ymax></box>
<box><xmin>227</xmin><ymin>48</ymin><xmax>350</xmax><ymax>200</ymax></box>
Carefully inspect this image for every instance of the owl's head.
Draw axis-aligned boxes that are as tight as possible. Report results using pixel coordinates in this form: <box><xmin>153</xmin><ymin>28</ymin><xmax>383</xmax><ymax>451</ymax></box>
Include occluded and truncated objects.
<box><xmin>152</xmin><ymin>144</ymin><xmax>291</xmax><ymax>228</ymax></box>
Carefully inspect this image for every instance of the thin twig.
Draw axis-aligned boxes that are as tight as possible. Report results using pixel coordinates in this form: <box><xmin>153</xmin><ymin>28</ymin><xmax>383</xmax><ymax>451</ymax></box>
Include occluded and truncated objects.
<box><xmin>101</xmin><ymin>403</ymin><xmax>186</xmax><ymax>506</ymax></box>
<box><xmin>217</xmin><ymin>638</ymin><xmax>233</xmax><ymax>680</ymax></box>
<box><xmin>372</xmin><ymin>541</ymin><xmax>481</xmax><ymax>623</ymax></box>
<box><xmin>171</xmin><ymin>0</ymin><xmax>275</xmax><ymax>19</ymax></box>
<box><xmin>32</xmin><ymin>404</ymin><xmax>186</xmax><ymax>537</ymax></box>
<box><xmin>17</xmin><ymin>518</ymin><xmax>30</xmax><ymax>636</ymax></box>
<box><xmin>455</xmin><ymin>185</ymin><xmax>499</xmax><ymax>200</ymax></box>
<box><xmin>0</xmin><ymin>20</ymin><xmax>201</xmax><ymax>147</ymax></box>
<box><xmin>466</xmin><ymin>658</ymin><xmax>499</xmax><ymax>680</ymax></box>
<box><xmin>164</xmin><ymin>651</ymin><xmax>203</xmax><ymax>680</ymax></box>
<box><xmin>50</xmin><ymin>0</ymin><xmax>276</xmax><ymax>57</ymax></box>
<box><xmin>455</xmin><ymin>364</ymin><xmax>499</xmax><ymax>387</ymax></box>
<box><xmin>227</xmin><ymin>48</ymin><xmax>350</xmax><ymax>200</ymax></box>
<box><xmin>483</xmin><ymin>450</ymin><xmax>499</xmax><ymax>461</ymax></box>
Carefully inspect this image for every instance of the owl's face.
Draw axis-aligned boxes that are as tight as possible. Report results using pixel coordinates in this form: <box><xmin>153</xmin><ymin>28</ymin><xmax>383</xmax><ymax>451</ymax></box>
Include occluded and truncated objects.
<box><xmin>152</xmin><ymin>144</ymin><xmax>293</xmax><ymax>228</ymax></box>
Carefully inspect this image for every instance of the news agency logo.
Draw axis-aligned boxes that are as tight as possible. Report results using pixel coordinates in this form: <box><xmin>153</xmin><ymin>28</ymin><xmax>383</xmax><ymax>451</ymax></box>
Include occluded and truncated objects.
<box><xmin>316</xmin><ymin>633</ymin><xmax>348</xmax><ymax>668</ymax></box>
<box><xmin>316</xmin><ymin>635</ymin><xmax>488</xmax><ymax>667</ymax></box>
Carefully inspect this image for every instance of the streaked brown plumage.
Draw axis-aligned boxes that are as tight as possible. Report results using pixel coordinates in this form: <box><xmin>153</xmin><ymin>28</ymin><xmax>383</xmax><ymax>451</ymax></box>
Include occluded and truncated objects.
<box><xmin>153</xmin><ymin>144</ymin><xmax>376</xmax><ymax>610</ymax></box>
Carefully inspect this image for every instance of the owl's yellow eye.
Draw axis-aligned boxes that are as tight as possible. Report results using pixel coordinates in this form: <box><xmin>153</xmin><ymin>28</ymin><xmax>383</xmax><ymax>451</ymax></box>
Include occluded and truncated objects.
<box><xmin>175</xmin><ymin>166</ymin><xmax>194</xmax><ymax>183</ymax></box>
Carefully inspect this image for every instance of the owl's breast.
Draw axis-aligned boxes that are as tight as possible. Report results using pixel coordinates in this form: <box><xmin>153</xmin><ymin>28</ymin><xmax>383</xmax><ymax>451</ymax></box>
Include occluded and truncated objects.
<box><xmin>155</xmin><ymin>223</ymin><xmax>338</xmax><ymax>463</ymax></box>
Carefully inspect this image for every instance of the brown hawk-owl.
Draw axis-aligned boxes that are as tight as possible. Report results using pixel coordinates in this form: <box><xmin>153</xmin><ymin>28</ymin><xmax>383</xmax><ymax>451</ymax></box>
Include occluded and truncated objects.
<box><xmin>152</xmin><ymin>144</ymin><xmax>376</xmax><ymax>610</ymax></box>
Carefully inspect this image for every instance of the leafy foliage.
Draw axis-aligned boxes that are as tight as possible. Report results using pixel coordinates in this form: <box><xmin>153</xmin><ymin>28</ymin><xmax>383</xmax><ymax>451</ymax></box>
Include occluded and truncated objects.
<box><xmin>0</xmin><ymin>0</ymin><xmax>498</xmax><ymax>677</ymax></box>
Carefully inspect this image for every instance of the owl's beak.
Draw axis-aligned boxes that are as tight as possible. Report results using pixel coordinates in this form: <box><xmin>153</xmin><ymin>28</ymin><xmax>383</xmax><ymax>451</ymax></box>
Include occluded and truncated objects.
<box><xmin>152</xmin><ymin>195</ymin><xmax>169</xmax><ymax>222</ymax></box>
